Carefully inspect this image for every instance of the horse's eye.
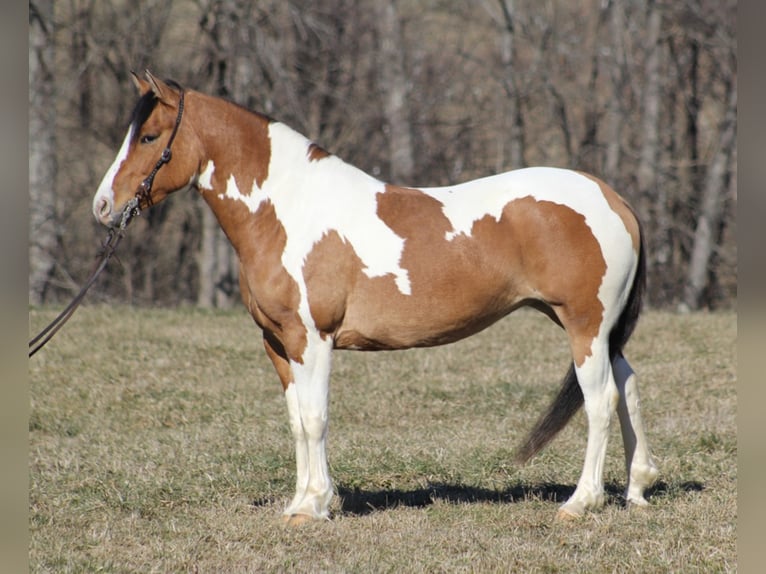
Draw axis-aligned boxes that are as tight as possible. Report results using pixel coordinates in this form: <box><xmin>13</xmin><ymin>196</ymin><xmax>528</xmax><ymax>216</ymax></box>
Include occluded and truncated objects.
<box><xmin>140</xmin><ymin>134</ymin><xmax>159</xmax><ymax>144</ymax></box>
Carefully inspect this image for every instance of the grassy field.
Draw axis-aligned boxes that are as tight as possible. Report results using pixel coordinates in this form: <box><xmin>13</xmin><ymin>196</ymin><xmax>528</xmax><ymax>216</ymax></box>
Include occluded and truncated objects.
<box><xmin>29</xmin><ymin>306</ymin><xmax>736</xmax><ymax>573</ymax></box>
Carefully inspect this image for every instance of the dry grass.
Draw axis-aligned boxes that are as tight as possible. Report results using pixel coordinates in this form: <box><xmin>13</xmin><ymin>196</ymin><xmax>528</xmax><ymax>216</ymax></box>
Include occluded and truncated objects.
<box><xmin>29</xmin><ymin>306</ymin><xmax>736</xmax><ymax>573</ymax></box>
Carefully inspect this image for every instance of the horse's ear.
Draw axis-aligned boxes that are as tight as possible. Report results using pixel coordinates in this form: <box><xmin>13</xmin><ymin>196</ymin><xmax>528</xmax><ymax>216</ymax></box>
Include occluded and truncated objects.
<box><xmin>144</xmin><ymin>69</ymin><xmax>175</xmax><ymax>104</ymax></box>
<box><xmin>130</xmin><ymin>70</ymin><xmax>151</xmax><ymax>95</ymax></box>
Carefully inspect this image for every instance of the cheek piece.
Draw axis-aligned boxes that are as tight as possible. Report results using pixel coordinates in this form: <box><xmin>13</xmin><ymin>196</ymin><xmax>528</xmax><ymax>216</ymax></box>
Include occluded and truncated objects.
<box><xmin>126</xmin><ymin>89</ymin><xmax>186</xmax><ymax>225</ymax></box>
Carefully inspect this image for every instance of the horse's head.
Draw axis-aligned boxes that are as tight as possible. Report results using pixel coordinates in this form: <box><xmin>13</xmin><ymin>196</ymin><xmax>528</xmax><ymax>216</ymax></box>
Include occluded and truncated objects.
<box><xmin>93</xmin><ymin>70</ymin><xmax>198</xmax><ymax>227</ymax></box>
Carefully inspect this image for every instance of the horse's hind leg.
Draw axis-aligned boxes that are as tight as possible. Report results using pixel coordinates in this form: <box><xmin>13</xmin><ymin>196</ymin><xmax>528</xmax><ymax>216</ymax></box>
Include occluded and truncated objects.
<box><xmin>558</xmin><ymin>336</ymin><xmax>618</xmax><ymax>519</ymax></box>
<box><xmin>613</xmin><ymin>354</ymin><xmax>658</xmax><ymax>506</ymax></box>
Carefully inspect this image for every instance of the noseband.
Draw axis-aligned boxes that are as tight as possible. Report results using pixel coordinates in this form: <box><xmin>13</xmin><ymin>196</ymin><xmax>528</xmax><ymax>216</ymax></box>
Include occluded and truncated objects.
<box><xmin>123</xmin><ymin>89</ymin><xmax>186</xmax><ymax>225</ymax></box>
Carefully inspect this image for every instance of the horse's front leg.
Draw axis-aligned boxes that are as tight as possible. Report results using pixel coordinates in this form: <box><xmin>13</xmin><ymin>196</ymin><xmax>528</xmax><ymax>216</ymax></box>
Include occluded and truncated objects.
<box><xmin>263</xmin><ymin>331</ymin><xmax>334</xmax><ymax>524</ymax></box>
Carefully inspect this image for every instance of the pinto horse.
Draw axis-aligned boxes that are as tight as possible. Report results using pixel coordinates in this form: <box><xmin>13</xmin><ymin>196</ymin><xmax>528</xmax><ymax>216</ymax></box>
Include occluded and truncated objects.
<box><xmin>92</xmin><ymin>71</ymin><xmax>657</xmax><ymax>524</ymax></box>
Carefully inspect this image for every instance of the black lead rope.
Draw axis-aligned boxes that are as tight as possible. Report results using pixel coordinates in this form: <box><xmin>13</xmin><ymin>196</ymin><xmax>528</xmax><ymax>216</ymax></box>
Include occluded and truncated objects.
<box><xmin>29</xmin><ymin>89</ymin><xmax>186</xmax><ymax>358</ymax></box>
<box><xmin>28</xmin><ymin>199</ymin><xmax>141</xmax><ymax>358</ymax></box>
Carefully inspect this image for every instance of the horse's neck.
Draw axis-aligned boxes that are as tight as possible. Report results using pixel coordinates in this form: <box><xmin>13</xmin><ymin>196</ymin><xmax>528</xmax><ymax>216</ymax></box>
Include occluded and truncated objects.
<box><xmin>197</xmin><ymin>92</ymin><xmax>368</xmax><ymax>195</ymax></box>
<box><xmin>194</xmin><ymin>93</ymin><xmax>375</xmax><ymax>258</ymax></box>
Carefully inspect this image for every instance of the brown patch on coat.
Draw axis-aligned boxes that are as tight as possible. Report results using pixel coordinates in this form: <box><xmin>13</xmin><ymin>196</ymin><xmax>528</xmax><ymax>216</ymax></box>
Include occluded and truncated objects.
<box><xmin>500</xmin><ymin>197</ymin><xmax>607</xmax><ymax>365</ymax></box>
<box><xmin>339</xmin><ymin>185</ymin><xmax>522</xmax><ymax>348</ymax></box>
<box><xmin>203</xmin><ymin>187</ymin><xmax>307</xmax><ymax>362</ymax></box>
<box><xmin>250</xmin><ymin>113</ymin><xmax>272</xmax><ymax>190</ymax></box>
<box><xmin>307</xmin><ymin>143</ymin><xmax>330</xmax><ymax>162</ymax></box>
<box><xmin>578</xmin><ymin>172</ymin><xmax>640</xmax><ymax>253</ymax></box>
<box><xmin>193</xmin><ymin>91</ymin><xmax>272</xmax><ymax>192</ymax></box>
<box><xmin>263</xmin><ymin>331</ymin><xmax>294</xmax><ymax>391</ymax></box>
<box><xmin>307</xmin><ymin>185</ymin><xmax>605</xmax><ymax>363</ymax></box>
<box><xmin>238</xmin><ymin>201</ymin><xmax>307</xmax><ymax>362</ymax></box>
<box><xmin>302</xmin><ymin>231</ymin><xmax>358</xmax><ymax>336</ymax></box>
<box><xmin>461</xmin><ymin>195</ymin><xmax>606</xmax><ymax>366</ymax></box>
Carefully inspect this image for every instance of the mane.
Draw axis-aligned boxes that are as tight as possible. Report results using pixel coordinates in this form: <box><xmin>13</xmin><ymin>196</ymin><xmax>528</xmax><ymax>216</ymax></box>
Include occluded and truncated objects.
<box><xmin>219</xmin><ymin>94</ymin><xmax>276</xmax><ymax>125</ymax></box>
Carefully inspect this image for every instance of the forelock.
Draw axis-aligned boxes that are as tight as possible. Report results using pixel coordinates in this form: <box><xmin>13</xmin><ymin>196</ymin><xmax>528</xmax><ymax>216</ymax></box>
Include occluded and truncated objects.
<box><xmin>129</xmin><ymin>91</ymin><xmax>159</xmax><ymax>143</ymax></box>
<box><xmin>128</xmin><ymin>78</ymin><xmax>183</xmax><ymax>143</ymax></box>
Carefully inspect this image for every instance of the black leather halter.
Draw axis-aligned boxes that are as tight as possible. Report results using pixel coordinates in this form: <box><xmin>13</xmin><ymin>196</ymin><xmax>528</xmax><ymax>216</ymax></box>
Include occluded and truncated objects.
<box><xmin>135</xmin><ymin>89</ymin><xmax>186</xmax><ymax>209</ymax></box>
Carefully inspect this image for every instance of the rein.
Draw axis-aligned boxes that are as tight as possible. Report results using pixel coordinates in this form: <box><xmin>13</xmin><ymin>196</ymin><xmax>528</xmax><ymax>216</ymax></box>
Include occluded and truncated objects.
<box><xmin>28</xmin><ymin>201</ymin><xmax>139</xmax><ymax>357</ymax></box>
<box><xmin>29</xmin><ymin>89</ymin><xmax>186</xmax><ymax>358</ymax></box>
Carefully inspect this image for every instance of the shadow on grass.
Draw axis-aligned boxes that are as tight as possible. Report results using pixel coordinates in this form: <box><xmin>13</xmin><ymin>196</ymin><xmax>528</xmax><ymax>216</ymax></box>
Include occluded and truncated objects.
<box><xmin>336</xmin><ymin>480</ymin><xmax>704</xmax><ymax>516</ymax></box>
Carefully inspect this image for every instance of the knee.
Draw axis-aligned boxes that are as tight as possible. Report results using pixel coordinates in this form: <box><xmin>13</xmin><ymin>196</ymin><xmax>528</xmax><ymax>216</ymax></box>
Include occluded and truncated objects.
<box><xmin>301</xmin><ymin>411</ymin><xmax>329</xmax><ymax>438</ymax></box>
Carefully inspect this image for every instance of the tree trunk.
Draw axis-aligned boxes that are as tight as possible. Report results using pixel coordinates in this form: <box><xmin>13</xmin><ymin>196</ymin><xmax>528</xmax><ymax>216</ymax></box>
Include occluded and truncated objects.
<box><xmin>376</xmin><ymin>0</ymin><xmax>414</xmax><ymax>182</ymax></box>
<box><xmin>682</xmin><ymin>81</ymin><xmax>736</xmax><ymax>310</ymax></box>
<box><xmin>196</xmin><ymin>207</ymin><xmax>217</xmax><ymax>308</ymax></box>
<box><xmin>29</xmin><ymin>0</ymin><xmax>59</xmax><ymax>305</ymax></box>
<box><xmin>497</xmin><ymin>0</ymin><xmax>525</xmax><ymax>170</ymax></box>
<box><xmin>636</xmin><ymin>0</ymin><xmax>666</xmax><ymax>302</ymax></box>
<box><xmin>636</xmin><ymin>1</ymin><xmax>662</xmax><ymax>197</ymax></box>
<box><xmin>603</xmin><ymin>0</ymin><xmax>627</xmax><ymax>183</ymax></box>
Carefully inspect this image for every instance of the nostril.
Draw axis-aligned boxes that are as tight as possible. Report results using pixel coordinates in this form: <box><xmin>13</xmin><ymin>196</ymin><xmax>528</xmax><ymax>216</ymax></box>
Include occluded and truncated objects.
<box><xmin>96</xmin><ymin>197</ymin><xmax>111</xmax><ymax>218</ymax></box>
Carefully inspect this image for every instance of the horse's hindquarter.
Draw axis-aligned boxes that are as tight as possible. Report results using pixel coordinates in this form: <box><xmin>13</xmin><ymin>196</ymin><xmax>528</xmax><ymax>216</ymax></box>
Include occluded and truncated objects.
<box><xmin>304</xmin><ymin>167</ymin><xmax>637</xmax><ymax>351</ymax></box>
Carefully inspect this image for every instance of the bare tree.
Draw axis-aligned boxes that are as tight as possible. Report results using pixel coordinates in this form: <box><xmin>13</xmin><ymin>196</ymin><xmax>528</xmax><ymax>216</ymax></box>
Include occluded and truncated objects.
<box><xmin>29</xmin><ymin>0</ymin><xmax>58</xmax><ymax>305</ymax></box>
<box><xmin>488</xmin><ymin>0</ymin><xmax>526</xmax><ymax>171</ymax></box>
<box><xmin>636</xmin><ymin>0</ymin><xmax>668</xmax><ymax>286</ymax></box>
<box><xmin>635</xmin><ymin>0</ymin><xmax>664</xmax><ymax>235</ymax></box>
<box><xmin>683</xmin><ymin>79</ymin><xmax>736</xmax><ymax>310</ymax></box>
<box><xmin>375</xmin><ymin>0</ymin><xmax>414</xmax><ymax>182</ymax></box>
<box><xmin>31</xmin><ymin>0</ymin><xmax>737</xmax><ymax>310</ymax></box>
<box><xmin>603</xmin><ymin>0</ymin><xmax>628</xmax><ymax>183</ymax></box>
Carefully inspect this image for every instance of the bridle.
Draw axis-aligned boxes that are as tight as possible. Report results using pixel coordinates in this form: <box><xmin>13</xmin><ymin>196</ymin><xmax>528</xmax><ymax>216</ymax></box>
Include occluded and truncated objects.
<box><xmin>29</xmin><ymin>89</ymin><xmax>186</xmax><ymax>357</ymax></box>
<box><xmin>121</xmin><ymin>88</ymin><xmax>186</xmax><ymax>224</ymax></box>
<box><xmin>135</xmin><ymin>89</ymin><xmax>186</xmax><ymax>210</ymax></box>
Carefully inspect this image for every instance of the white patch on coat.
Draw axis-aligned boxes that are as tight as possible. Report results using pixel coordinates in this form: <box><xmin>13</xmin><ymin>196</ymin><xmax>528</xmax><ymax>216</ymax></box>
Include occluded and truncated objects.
<box><xmin>197</xmin><ymin>159</ymin><xmax>215</xmax><ymax>190</ymax></box>
<box><xmin>202</xmin><ymin>123</ymin><xmax>412</xmax><ymax>300</ymax></box>
<box><xmin>421</xmin><ymin>167</ymin><xmax>609</xmax><ymax>241</ymax></box>
<box><xmin>92</xmin><ymin>127</ymin><xmax>133</xmax><ymax>220</ymax></box>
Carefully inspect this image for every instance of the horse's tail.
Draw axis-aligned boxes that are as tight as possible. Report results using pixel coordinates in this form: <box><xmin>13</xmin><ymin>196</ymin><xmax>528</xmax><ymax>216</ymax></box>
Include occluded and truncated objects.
<box><xmin>514</xmin><ymin>216</ymin><xmax>646</xmax><ymax>464</ymax></box>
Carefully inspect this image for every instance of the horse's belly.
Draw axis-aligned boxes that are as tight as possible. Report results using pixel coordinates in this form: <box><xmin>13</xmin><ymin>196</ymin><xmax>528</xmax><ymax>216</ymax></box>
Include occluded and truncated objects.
<box><xmin>332</xmin><ymin>289</ymin><xmax>520</xmax><ymax>351</ymax></box>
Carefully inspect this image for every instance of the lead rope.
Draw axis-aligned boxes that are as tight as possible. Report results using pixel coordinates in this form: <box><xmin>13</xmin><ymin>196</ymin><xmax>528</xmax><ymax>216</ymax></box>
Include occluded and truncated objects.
<box><xmin>29</xmin><ymin>89</ymin><xmax>185</xmax><ymax>358</ymax></box>
<box><xmin>28</xmin><ymin>198</ymin><xmax>141</xmax><ymax>358</ymax></box>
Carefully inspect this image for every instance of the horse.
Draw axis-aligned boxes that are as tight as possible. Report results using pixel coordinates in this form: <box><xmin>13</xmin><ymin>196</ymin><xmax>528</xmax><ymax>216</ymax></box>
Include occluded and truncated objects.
<box><xmin>92</xmin><ymin>70</ymin><xmax>658</xmax><ymax>524</ymax></box>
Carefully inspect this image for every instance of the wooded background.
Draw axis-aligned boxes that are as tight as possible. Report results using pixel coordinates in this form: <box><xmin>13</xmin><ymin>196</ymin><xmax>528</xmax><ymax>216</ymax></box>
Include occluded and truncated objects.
<box><xmin>29</xmin><ymin>0</ymin><xmax>737</xmax><ymax>310</ymax></box>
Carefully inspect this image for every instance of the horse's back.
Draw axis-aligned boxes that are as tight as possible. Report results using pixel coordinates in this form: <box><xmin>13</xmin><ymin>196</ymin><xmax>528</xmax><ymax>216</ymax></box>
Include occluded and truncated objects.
<box><xmin>420</xmin><ymin>166</ymin><xmax>636</xmax><ymax>243</ymax></box>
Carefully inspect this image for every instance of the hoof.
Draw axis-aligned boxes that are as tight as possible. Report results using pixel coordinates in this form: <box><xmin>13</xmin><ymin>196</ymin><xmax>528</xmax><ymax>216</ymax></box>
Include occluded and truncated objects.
<box><xmin>555</xmin><ymin>507</ymin><xmax>582</xmax><ymax>522</ymax></box>
<box><xmin>626</xmin><ymin>497</ymin><xmax>651</xmax><ymax>510</ymax></box>
<box><xmin>282</xmin><ymin>513</ymin><xmax>316</xmax><ymax>527</ymax></box>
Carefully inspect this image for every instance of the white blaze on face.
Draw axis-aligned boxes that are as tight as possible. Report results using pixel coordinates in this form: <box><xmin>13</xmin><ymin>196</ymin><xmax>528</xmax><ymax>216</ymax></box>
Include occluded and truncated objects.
<box><xmin>92</xmin><ymin>126</ymin><xmax>133</xmax><ymax>224</ymax></box>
